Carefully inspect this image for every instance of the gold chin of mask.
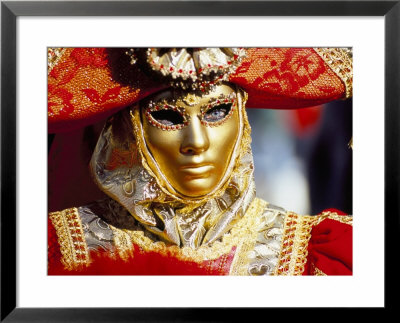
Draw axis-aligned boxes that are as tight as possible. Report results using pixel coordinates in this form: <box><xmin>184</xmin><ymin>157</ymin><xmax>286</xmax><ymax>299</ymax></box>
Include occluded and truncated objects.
<box><xmin>132</xmin><ymin>84</ymin><xmax>245</xmax><ymax>200</ymax></box>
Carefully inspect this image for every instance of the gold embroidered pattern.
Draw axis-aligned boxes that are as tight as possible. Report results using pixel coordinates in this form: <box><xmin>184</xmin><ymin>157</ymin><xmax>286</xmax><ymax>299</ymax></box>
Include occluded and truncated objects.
<box><xmin>47</xmin><ymin>47</ymin><xmax>66</xmax><ymax>74</ymax></box>
<box><xmin>110</xmin><ymin>224</ymin><xmax>134</xmax><ymax>261</ymax></box>
<box><xmin>110</xmin><ymin>198</ymin><xmax>267</xmax><ymax>266</ymax></box>
<box><xmin>49</xmin><ymin>208</ymin><xmax>90</xmax><ymax>270</ymax></box>
<box><xmin>313</xmin><ymin>267</ymin><xmax>327</xmax><ymax>276</ymax></box>
<box><xmin>274</xmin><ymin>211</ymin><xmax>352</xmax><ymax>275</ymax></box>
<box><xmin>273</xmin><ymin>212</ymin><xmax>313</xmax><ymax>276</ymax></box>
<box><xmin>229</xmin><ymin>198</ymin><xmax>269</xmax><ymax>275</ymax></box>
<box><xmin>245</xmin><ymin>206</ymin><xmax>286</xmax><ymax>276</ymax></box>
<box><xmin>314</xmin><ymin>47</ymin><xmax>353</xmax><ymax>99</ymax></box>
<box><xmin>319</xmin><ymin>211</ymin><xmax>353</xmax><ymax>226</ymax></box>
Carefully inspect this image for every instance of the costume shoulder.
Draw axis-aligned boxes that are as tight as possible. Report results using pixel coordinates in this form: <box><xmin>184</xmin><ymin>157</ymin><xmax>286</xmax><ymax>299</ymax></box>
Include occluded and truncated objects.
<box><xmin>48</xmin><ymin>199</ymin><xmax>122</xmax><ymax>274</ymax></box>
<box><xmin>273</xmin><ymin>208</ymin><xmax>352</xmax><ymax>276</ymax></box>
<box><xmin>48</xmin><ymin>199</ymin><xmax>231</xmax><ymax>275</ymax></box>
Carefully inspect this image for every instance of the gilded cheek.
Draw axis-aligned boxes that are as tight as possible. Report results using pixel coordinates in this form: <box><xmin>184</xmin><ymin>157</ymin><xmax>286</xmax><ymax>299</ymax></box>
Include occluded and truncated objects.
<box><xmin>139</xmin><ymin>89</ymin><xmax>241</xmax><ymax>198</ymax></box>
<box><xmin>146</xmin><ymin>129</ymin><xmax>181</xmax><ymax>161</ymax></box>
<box><xmin>210</xmin><ymin>120</ymin><xmax>238</xmax><ymax>151</ymax></box>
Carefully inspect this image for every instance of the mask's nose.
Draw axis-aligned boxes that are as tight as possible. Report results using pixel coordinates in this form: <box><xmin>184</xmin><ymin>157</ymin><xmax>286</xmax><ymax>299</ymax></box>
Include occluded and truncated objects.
<box><xmin>180</xmin><ymin>116</ymin><xmax>210</xmax><ymax>155</ymax></box>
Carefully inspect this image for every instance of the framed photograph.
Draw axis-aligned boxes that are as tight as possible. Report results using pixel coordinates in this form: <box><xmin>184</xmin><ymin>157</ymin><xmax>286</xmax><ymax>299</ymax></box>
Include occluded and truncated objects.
<box><xmin>1</xmin><ymin>0</ymin><xmax>398</xmax><ymax>321</ymax></box>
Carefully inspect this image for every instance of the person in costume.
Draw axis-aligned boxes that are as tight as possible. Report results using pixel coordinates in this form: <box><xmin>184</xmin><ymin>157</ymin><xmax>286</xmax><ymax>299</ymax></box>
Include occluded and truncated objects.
<box><xmin>48</xmin><ymin>48</ymin><xmax>353</xmax><ymax>275</ymax></box>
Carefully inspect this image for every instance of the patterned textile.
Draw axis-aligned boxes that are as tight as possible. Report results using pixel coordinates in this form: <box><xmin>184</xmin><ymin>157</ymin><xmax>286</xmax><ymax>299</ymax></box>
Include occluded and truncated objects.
<box><xmin>48</xmin><ymin>198</ymin><xmax>352</xmax><ymax>276</ymax></box>
<box><xmin>47</xmin><ymin>47</ymin><xmax>353</xmax><ymax>276</ymax></box>
<box><xmin>48</xmin><ymin>48</ymin><xmax>351</xmax><ymax>133</ymax></box>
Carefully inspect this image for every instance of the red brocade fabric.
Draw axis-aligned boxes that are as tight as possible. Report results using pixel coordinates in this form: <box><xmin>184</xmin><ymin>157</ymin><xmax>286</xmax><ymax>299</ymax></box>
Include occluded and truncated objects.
<box><xmin>230</xmin><ymin>48</ymin><xmax>345</xmax><ymax>110</ymax></box>
<box><xmin>48</xmin><ymin>48</ymin><xmax>163</xmax><ymax>133</ymax></box>
<box><xmin>48</xmin><ymin>48</ymin><xmax>346</xmax><ymax>133</ymax></box>
<box><xmin>303</xmin><ymin>211</ymin><xmax>352</xmax><ymax>276</ymax></box>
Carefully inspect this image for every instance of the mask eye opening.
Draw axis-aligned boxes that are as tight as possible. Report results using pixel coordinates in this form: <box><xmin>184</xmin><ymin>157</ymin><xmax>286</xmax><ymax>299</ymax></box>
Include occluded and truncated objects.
<box><xmin>200</xmin><ymin>100</ymin><xmax>236</xmax><ymax>127</ymax></box>
<box><xmin>145</xmin><ymin>104</ymin><xmax>189</xmax><ymax>131</ymax></box>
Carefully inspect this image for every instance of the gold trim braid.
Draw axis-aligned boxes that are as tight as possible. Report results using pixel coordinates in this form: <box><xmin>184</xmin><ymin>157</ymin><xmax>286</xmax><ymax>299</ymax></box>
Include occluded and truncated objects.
<box><xmin>48</xmin><ymin>48</ymin><xmax>67</xmax><ymax>74</ymax></box>
<box><xmin>313</xmin><ymin>267</ymin><xmax>327</xmax><ymax>276</ymax></box>
<box><xmin>274</xmin><ymin>211</ymin><xmax>352</xmax><ymax>275</ymax></box>
<box><xmin>273</xmin><ymin>212</ymin><xmax>314</xmax><ymax>276</ymax></box>
<box><xmin>49</xmin><ymin>208</ymin><xmax>90</xmax><ymax>270</ymax></box>
<box><xmin>314</xmin><ymin>48</ymin><xmax>353</xmax><ymax>99</ymax></box>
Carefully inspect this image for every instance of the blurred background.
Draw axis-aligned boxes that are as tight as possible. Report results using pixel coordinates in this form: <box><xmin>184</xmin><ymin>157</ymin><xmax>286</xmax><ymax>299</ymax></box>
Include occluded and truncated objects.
<box><xmin>247</xmin><ymin>99</ymin><xmax>352</xmax><ymax>215</ymax></box>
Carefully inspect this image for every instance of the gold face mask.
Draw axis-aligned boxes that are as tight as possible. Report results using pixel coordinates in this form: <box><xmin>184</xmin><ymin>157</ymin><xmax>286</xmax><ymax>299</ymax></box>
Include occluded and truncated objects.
<box><xmin>138</xmin><ymin>84</ymin><xmax>241</xmax><ymax>198</ymax></box>
<box><xmin>91</xmin><ymin>83</ymin><xmax>254</xmax><ymax>247</ymax></box>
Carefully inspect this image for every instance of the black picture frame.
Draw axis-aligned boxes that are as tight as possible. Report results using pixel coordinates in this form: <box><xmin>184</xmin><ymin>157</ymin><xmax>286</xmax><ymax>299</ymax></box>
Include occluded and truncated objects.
<box><xmin>1</xmin><ymin>0</ymin><xmax>398</xmax><ymax>321</ymax></box>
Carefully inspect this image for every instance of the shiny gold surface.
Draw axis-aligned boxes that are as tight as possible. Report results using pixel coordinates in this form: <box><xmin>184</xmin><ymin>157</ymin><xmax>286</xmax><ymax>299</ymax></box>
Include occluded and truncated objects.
<box><xmin>110</xmin><ymin>198</ymin><xmax>268</xmax><ymax>264</ymax></box>
<box><xmin>140</xmin><ymin>84</ymin><xmax>240</xmax><ymax>198</ymax></box>
<box><xmin>90</xmin><ymin>83</ymin><xmax>255</xmax><ymax>247</ymax></box>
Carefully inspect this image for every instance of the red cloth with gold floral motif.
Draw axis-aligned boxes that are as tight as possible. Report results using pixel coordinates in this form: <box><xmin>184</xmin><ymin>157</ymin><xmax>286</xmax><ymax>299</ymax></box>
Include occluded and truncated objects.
<box><xmin>48</xmin><ymin>48</ymin><xmax>347</xmax><ymax>133</ymax></box>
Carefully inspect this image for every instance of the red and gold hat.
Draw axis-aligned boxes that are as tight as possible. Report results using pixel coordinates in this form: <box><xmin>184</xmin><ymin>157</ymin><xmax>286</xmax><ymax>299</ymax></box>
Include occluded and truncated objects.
<box><xmin>48</xmin><ymin>47</ymin><xmax>352</xmax><ymax>133</ymax></box>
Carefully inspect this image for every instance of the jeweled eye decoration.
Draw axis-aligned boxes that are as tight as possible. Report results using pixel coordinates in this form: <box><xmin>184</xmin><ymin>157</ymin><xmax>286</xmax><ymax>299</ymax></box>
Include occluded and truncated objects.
<box><xmin>145</xmin><ymin>100</ymin><xmax>190</xmax><ymax>131</ymax></box>
<box><xmin>199</xmin><ymin>92</ymin><xmax>237</xmax><ymax>127</ymax></box>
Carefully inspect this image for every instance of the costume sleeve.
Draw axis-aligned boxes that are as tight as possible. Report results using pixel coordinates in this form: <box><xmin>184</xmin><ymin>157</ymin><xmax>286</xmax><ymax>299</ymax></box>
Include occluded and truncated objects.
<box><xmin>303</xmin><ymin>209</ymin><xmax>352</xmax><ymax>275</ymax></box>
<box><xmin>48</xmin><ymin>208</ymin><xmax>92</xmax><ymax>275</ymax></box>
